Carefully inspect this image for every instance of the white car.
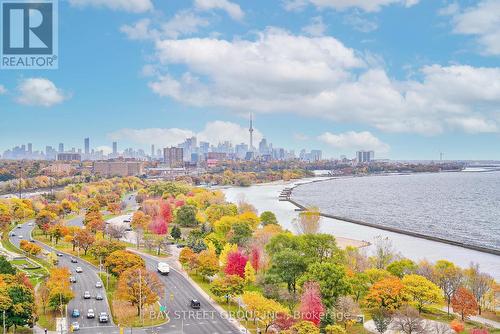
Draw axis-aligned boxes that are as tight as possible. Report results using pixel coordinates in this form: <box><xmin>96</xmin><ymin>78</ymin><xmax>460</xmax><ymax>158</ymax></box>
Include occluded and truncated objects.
<box><xmin>157</xmin><ymin>262</ymin><xmax>170</xmax><ymax>275</ymax></box>
<box><xmin>18</xmin><ymin>235</ymin><xmax>23</xmax><ymax>239</ymax></box>
<box><xmin>99</xmin><ymin>312</ymin><xmax>109</xmax><ymax>323</ymax></box>
<box><xmin>27</xmin><ymin>222</ymin><xmax>33</xmax><ymax>226</ymax></box>
<box><xmin>71</xmin><ymin>322</ymin><xmax>79</xmax><ymax>331</ymax></box>
<box><xmin>83</xmin><ymin>291</ymin><xmax>91</xmax><ymax>299</ymax></box>
<box><xmin>87</xmin><ymin>309</ymin><xmax>95</xmax><ymax>319</ymax></box>
<box><xmin>75</xmin><ymin>267</ymin><xmax>83</xmax><ymax>273</ymax></box>
<box><xmin>95</xmin><ymin>281</ymin><xmax>102</xmax><ymax>288</ymax></box>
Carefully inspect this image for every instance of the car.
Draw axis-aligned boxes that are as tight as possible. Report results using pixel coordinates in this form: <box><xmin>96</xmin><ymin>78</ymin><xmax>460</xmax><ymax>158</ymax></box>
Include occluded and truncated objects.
<box><xmin>95</xmin><ymin>294</ymin><xmax>103</xmax><ymax>300</ymax></box>
<box><xmin>56</xmin><ymin>253</ymin><xmax>63</xmax><ymax>257</ymax></box>
<box><xmin>176</xmin><ymin>244</ymin><xmax>186</xmax><ymax>249</ymax></box>
<box><xmin>98</xmin><ymin>312</ymin><xmax>109</xmax><ymax>323</ymax></box>
<box><xmin>71</xmin><ymin>309</ymin><xmax>80</xmax><ymax>318</ymax></box>
<box><xmin>83</xmin><ymin>291</ymin><xmax>91</xmax><ymax>299</ymax></box>
<box><xmin>16</xmin><ymin>225</ymin><xmax>21</xmax><ymax>229</ymax></box>
<box><xmin>95</xmin><ymin>281</ymin><xmax>102</xmax><ymax>288</ymax></box>
<box><xmin>18</xmin><ymin>235</ymin><xmax>23</xmax><ymax>239</ymax></box>
<box><xmin>75</xmin><ymin>267</ymin><xmax>83</xmax><ymax>273</ymax></box>
<box><xmin>69</xmin><ymin>276</ymin><xmax>77</xmax><ymax>283</ymax></box>
<box><xmin>157</xmin><ymin>262</ymin><xmax>170</xmax><ymax>276</ymax></box>
<box><xmin>87</xmin><ymin>309</ymin><xmax>95</xmax><ymax>319</ymax></box>
<box><xmin>27</xmin><ymin>222</ymin><xmax>33</xmax><ymax>226</ymax></box>
<box><xmin>29</xmin><ymin>238</ymin><xmax>35</xmax><ymax>243</ymax></box>
<box><xmin>71</xmin><ymin>322</ymin><xmax>80</xmax><ymax>331</ymax></box>
<box><xmin>70</xmin><ymin>258</ymin><xmax>78</xmax><ymax>263</ymax></box>
<box><xmin>123</xmin><ymin>218</ymin><xmax>131</xmax><ymax>223</ymax></box>
<box><xmin>10</xmin><ymin>233</ymin><xmax>15</xmax><ymax>237</ymax></box>
<box><xmin>190</xmin><ymin>299</ymin><xmax>201</xmax><ymax>309</ymax></box>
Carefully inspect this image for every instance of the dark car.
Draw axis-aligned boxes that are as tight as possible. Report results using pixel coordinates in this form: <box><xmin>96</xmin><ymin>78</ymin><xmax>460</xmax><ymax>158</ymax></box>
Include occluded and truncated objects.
<box><xmin>190</xmin><ymin>299</ymin><xmax>201</xmax><ymax>309</ymax></box>
<box><xmin>176</xmin><ymin>244</ymin><xmax>186</xmax><ymax>249</ymax></box>
<box><xmin>70</xmin><ymin>258</ymin><xmax>78</xmax><ymax>263</ymax></box>
<box><xmin>56</xmin><ymin>253</ymin><xmax>63</xmax><ymax>257</ymax></box>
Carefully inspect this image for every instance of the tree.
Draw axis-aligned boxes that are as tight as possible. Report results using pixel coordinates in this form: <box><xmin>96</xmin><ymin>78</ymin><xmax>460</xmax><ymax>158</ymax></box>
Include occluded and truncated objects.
<box><xmin>210</xmin><ymin>275</ymin><xmax>244</xmax><ymax>304</ymax></box>
<box><xmin>225</xmin><ymin>250</ymin><xmax>248</xmax><ymax>278</ymax></box>
<box><xmin>5</xmin><ymin>283</ymin><xmax>35</xmax><ymax>330</ymax></box>
<box><xmin>298</xmin><ymin>281</ymin><xmax>324</xmax><ymax>326</ymax></box>
<box><xmin>49</xmin><ymin>223</ymin><xmax>68</xmax><ymax>245</ymax></box>
<box><xmin>219</xmin><ymin>243</ymin><xmax>238</xmax><ymax>268</ymax></box>
<box><xmin>175</xmin><ymin>205</ymin><xmax>198</xmax><ymax>227</ymax></box>
<box><xmin>85</xmin><ymin>211</ymin><xmax>105</xmax><ymax>233</ymax></box>
<box><xmin>260</xmin><ymin>211</ymin><xmax>278</xmax><ymax>226</ymax></box>
<box><xmin>227</xmin><ymin>222</ymin><xmax>252</xmax><ymax>246</ymax></box>
<box><xmin>268</xmin><ymin>249</ymin><xmax>307</xmax><ymax>295</ymax></box>
<box><xmin>35</xmin><ymin>209</ymin><xmax>57</xmax><ymax>235</ymax></box>
<box><xmin>350</xmin><ymin>272</ymin><xmax>370</xmax><ymax>302</ymax></box>
<box><xmin>106</xmin><ymin>223</ymin><xmax>127</xmax><ymax>240</ymax></box>
<box><xmin>292</xmin><ymin>208</ymin><xmax>321</xmax><ymax>235</ymax></box>
<box><xmin>298</xmin><ymin>234</ymin><xmax>342</xmax><ymax>265</ymax></box>
<box><xmin>325</xmin><ymin>325</ymin><xmax>347</xmax><ymax>334</ymax></box>
<box><xmin>365</xmin><ymin>277</ymin><xmax>407</xmax><ymax>311</ymax></box>
<box><xmin>387</xmin><ymin>259</ymin><xmax>417</xmax><ymax>278</ymax></box>
<box><xmin>179</xmin><ymin>247</ymin><xmax>197</xmax><ymax>269</ymax></box>
<box><xmin>434</xmin><ymin>260</ymin><xmax>463</xmax><ymax>315</ymax></box>
<box><xmin>244</xmin><ymin>261</ymin><xmax>256</xmax><ymax>285</ymax></box>
<box><xmin>450</xmin><ymin>319</ymin><xmax>464</xmax><ymax>333</ymax></box>
<box><xmin>298</xmin><ymin>262</ymin><xmax>351</xmax><ymax>308</ymax></box>
<box><xmin>0</xmin><ymin>256</ymin><xmax>16</xmax><ymax>275</ymax></box>
<box><xmin>105</xmin><ymin>250</ymin><xmax>145</xmax><ymax>276</ymax></box>
<box><xmin>116</xmin><ymin>268</ymin><xmax>164</xmax><ymax>315</ymax></box>
<box><xmin>170</xmin><ymin>225</ymin><xmax>182</xmax><ymax>241</ymax></box>
<box><xmin>74</xmin><ymin>229</ymin><xmax>95</xmax><ymax>255</ymax></box>
<box><xmin>371</xmin><ymin>308</ymin><xmax>392</xmax><ymax>334</ymax></box>
<box><xmin>149</xmin><ymin>215</ymin><xmax>168</xmax><ymax>235</ymax></box>
<box><xmin>391</xmin><ymin>306</ymin><xmax>426</xmax><ymax>334</ymax></box>
<box><xmin>197</xmin><ymin>249</ymin><xmax>219</xmax><ymax>279</ymax></box>
<box><xmin>289</xmin><ymin>320</ymin><xmax>320</xmax><ymax>334</ymax></box>
<box><xmin>466</xmin><ymin>263</ymin><xmax>493</xmax><ymax>315</ymax></box>
<box><xmin>336</xmin><ymin>296</ymin><xmax>360</xmax><ymax>328</ymax></box>
<box><xmin>372</xmin><ymin>236</ymin><xmax>397</xmax><ymax>269</ymax></box>
<box><xmin>402</xmin><ymin>274</ymin><xmax>443</xmax><ymax>313</ymax></box>
<box><xmin>451</xmin><ymin>287</ymin><xmax>478</xmax><ymax>320</ymax></box>
<box><xmin>241</xmin><ymin>291</ymin><xmax>288</xmax><ymax>332</ymax></box>
<box><xmin>89</xmin><ymin>239</ymin><xmax>125</xmax><ymax>260</ymax></box>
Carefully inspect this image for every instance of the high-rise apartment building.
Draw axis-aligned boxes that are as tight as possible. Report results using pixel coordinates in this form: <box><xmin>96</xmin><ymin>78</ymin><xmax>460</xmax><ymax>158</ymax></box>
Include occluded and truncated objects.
<box><xmin>163</xmin><ymin>147</ymin><xmax>184</xmax><ymax>167</ymax></box>
<box><xmin>58</xmin><ymin>143</ymin><xmax>64</xmax><ymax>153</ymax></box>
<box><xmin>112</xmin><ymin>142</ymin><xmax>118</xmax><ymax>156</ymax></box>
<box><xmin>356</xmin><ymin>150</ymin><xmax>375</xmax><ymax>163</ymax></box>
<box><xmin>84</xmin><ymin>138</ymin><xmax>90</xmax><ymax>155</ymax></box>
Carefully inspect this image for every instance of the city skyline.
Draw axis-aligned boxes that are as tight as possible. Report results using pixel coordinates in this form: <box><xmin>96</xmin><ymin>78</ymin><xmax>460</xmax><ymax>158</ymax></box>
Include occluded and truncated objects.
<box><xmin>1</xmin><ymin>1</ymin><xmax>500</xmax><ymax>160</ymax></box>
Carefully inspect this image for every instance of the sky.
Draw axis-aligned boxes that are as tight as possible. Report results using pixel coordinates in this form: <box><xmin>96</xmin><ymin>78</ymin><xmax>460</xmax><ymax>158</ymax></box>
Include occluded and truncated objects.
<box><xmin>1</xmin><ymin>0</ymin><xmax>500</xmax><ymax>160</ymax></box>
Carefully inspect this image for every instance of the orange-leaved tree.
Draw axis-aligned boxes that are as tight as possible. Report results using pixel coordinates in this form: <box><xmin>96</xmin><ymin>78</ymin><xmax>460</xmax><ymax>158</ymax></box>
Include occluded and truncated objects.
<box><xmin>452</xmin><ymin>287</ymin><xmax>478</xmax><ymax>320</ymax></box>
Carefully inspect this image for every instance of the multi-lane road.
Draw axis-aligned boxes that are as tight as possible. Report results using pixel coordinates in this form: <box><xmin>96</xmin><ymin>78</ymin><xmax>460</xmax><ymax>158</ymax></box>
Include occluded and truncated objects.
<box><xmin>9</xmin><ymin>222</ymin><xmax>115</xmax><ymax>333</ymax></box>
<box><xmin>10</xmin><ymin>192</ymin><xmax>243</xmax><ymax>334</ymax></box>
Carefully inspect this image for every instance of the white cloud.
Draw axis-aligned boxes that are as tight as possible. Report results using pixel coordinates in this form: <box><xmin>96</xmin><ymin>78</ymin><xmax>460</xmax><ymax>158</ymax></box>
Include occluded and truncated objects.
<box><xmin>302</xmin><ymin>16</ymin><xmax>327</xmax><ymax>37</ymax></box>
<box><xmin>449</xmin><ymin>0</ymin><xmax>500</xmax><ymax>56</ymax></box>
<box><xmin>108</xmin><ymin>121</ymin><xmax>262</xmax><ymax>147</ymax></box>
<box><xmin>121</xmin><ymin>11</ymin><xmax>210</xmax><ymax>41</ymax></box>
<box><xmin>16</xmin><ymin>78</ymin><xmax>68</xmax><ymax>107</ymax></box>
<box><xmin>343</xmin><ymin>12</ymin><xmax>378</xmax><ymax>32</ymax></box>
<box><xmin>146</xmin><ymin>29</ymin><xmax>500</xmax><ymax>135</ymax></box>
<box><xmin>69</xmin><ymin>0</ymin><xmax>152</xmax><ymax>13</ymax></box>
<box><xmin>294</xmin><ymin>133</ymin><xmax>309</xmax><ymax>141</ymax></box>
<box><xmin>0</xmin><ymin>85</ymin><xmax>6</xmax><ymax>95</ymax></box>
<box><xmin>283</xmin><ymin>0</ymin><xmax>419</xmax><ymax>12</ymax></box>
<box><xmin>194</xmin><ymin>0</ymin><xmax>244</xmax><ymax>20</ymax></box>
<box><xmin>319</xmin><ymin>131</ymin><xmax>390</xmax><ymax>152</ymax></box>
<box><xmin>447</xmin><ymin>117</ymin><xmax>498</xmax><ymax>134</ymax></box>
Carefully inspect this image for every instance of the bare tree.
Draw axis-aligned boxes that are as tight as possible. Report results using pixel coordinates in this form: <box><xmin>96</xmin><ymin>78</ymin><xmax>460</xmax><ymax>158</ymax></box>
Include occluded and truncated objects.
<box><xmin>392</xmin><ymin>306</ymin><xmax>427</xmax><ymax>334</ymax></box>
<box><xmin>106</xmin><ymin>223</ymin><xmax>127</xmax><ymax>240</ymax></box>
<box><xmin>336</xmin><ymin>296</ymin><xmax>360</xmax><ymax>327</ymax></box>
<box><xmin>372</xmin><ymin>236</ymin><xmax>398</xmax><ymax>269</ymax></box>
<box><xmin>466</xmin><ymin>263</ymin><xmax>493</xmax><ymax>315</ymax></box>
<box><xmin>432</xmin><ymin>321</ymin><xmax>453</xmax><ymax>334</ymax></box>
<box><xmin>292</xmin><ymin>207</ymin><xmax>321</xmax><ymax>235</ymax></box>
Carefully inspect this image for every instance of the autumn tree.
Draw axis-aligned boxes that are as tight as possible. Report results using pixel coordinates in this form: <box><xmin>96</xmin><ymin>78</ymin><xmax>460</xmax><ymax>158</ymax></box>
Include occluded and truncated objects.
<box><xmin>197</xmin><ymin>249</ymin><xmax>219</xmax><ymax>279</ymax></box>
<box><xmin>224</xmin><ymin>250</ymin><xmax>248</xmax><ymax>278</ymax></box>
<box><xmin>372</xmin><ymin>236</ymin><xmax>397</xmax><ymax>269</ymax></box>
<box><xmin>402</xmin><ymin>274</ymin><xmax>443</xmax><ymax>313</ymax></box>
<box><xmin>89</xmin><ymin>239</ymin><xmax>125</xmax><ymax>260</ymax></box>
<box><xmin>175</xmin><ymin>205</ymin><xmax>198</xmax><ymax>227</ymax></box>
<box><xmin>365</xmin><ymin>277</ymin><xmax>407</xmax><ymax>311</ymax></box>
<box><xmin>74</xmin><ymin>229</ymin><xmax>95</xmax><ymax>255</ymax></box>
<box><xmin>116</xmin><ymin>268</ymin><xmax>164</xmax><ymax>315</ymax></box>
<box><xmin>335</xmin><ymin>296</ymin><xmax>360</xmax><ymax>329</ymax></box>
<box><xmin>387</xmin><ymin>259</ymin><xmax>417</xmax><ymax>278</ymax></box>
<box><xmin>434</xmin><ymin>260</ymin><xmax>463</xmax><ymax>315</ymax></box>
<box><xmin>49</xmin><ymin>223</ymin><xmax>68</xmax><ymax>245</ymax></box>
<box><xmin>450</xmin><ymin>319</ymin><xmax>464</xmax><ymax>333</ymax></box>
<box><xmin>241</xmin><ymin>291</ymin><xmax>288</xmax><ymax>332</ymax></box>
<box><xmin>244</xmin><ymin>261</ymin><xmax>256</xmax><ymax>285</ymax></box>
<box><xmin>289</xmin><ymin>320</ymin><xmax>320</xmax><ymax>334</ymax></box>
<box><xmin>260</xmin><ymin>211</ymin><xmax>278</xmax><ymax>226</ymax></box>
<box><xmin>105</xmin><ymin>250</ymin><xmax>145</xmax><ymax>276</ymax></box>
<box><xmin>292</xmin><ymin>208</ymin><xmax>321</xmax><ymax>235</ymax></box>
<box><xmin>210</xmin><ymin>275</ymin><xmax>244</xmax><ymax>304</ymax></box>
<box><xmin>466</xmin><ymin>263</ymin><xmax>493</xmax><ymax>315</ymax></box>
<box><xmin>298</xmin><ymin>281</ymin><xmax>324</xmax><ymax>326</ymax></box>
<box><xmin>35</xmin><ymin>209</ymin><xmax>57</xmax><ymax>235</ymax></box>
<box><xmin>324</xmin><ymin>325</ymin><xmax>347</xmax><ymax>334</ymax></box>
<box><xmin>84</xmin><ymin>210</ymin><xmax>104</xmax><ymax>233</ymax></box>
<box><xmin>451</xmin><ymin>287</ymin><xmax>478</xmax><ymax>320</ymax></box>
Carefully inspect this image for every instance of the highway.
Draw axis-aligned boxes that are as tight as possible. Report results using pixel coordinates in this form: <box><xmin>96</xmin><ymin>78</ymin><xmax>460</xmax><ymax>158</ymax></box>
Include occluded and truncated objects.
<box><xmin>9</xmin><ymin>222</ymin><xmax>115</xmax><ymax>334</ymax></box>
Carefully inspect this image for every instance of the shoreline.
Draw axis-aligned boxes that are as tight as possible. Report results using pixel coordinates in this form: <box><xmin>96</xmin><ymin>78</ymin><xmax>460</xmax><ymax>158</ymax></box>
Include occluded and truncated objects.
<box><xmin>287</xmin><ymin>176</ymin><xmax>500</xmax><ymax>257</ymax></box>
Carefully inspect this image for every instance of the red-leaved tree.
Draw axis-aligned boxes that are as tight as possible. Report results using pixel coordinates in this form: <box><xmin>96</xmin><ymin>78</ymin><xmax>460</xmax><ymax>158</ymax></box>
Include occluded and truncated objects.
<box><xmin>250</xmin><ymin>246</ymin><xmax>261</xmax><ymax>272</ymax></box>
<box><xmin>159</xmin><ymin>200</ymin><xmax>173</xmax><ymax>224</ymax></box>
<box><xmin>470</xmin><ymin>329</ymin><xmax>489</xmax><ymax>334</ymax></box>
<box><xmin>150</xmin><ymin>216</ymin><xmax>168</xmax><ymax>235</ymax></box>
<box><xmin>452</xmin><ymin>287</ymin><xmax>478</xmax><ymax>320</ymax></box>
<box><xmin>298</xmin><ymin>281</ymin><xmax>325</xmax><ymax>326</ymax></box>
<box><xmin>225</xmin><ymin>251</ymin><xmax>248</xmax><ymax>278</ymax></box>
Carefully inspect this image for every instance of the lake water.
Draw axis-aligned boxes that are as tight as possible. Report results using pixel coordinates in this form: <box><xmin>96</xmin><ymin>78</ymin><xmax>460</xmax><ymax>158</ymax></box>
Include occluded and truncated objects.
<box><xmin>292</xmin><ymin>172</ymin><xmax>500</xmax><ymax>252</ymax></box>
<box><xmin>222</xmin><ymin>174</ymin><xmax>500</xmax><ymax>280</ymax></box>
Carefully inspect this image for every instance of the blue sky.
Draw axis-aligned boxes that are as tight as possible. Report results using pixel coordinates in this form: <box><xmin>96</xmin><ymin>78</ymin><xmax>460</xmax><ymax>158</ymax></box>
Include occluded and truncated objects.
<box><xmin>1</xmin><ymin>0</ymin><xmax>499</xmax><ymax>160</ymax></box>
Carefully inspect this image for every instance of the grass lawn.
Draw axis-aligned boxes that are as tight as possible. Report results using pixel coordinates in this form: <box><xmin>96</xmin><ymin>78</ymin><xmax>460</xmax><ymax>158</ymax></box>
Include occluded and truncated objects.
<box><xmin>98</xmin><ymin>272</ymin><xmax>168</xmax><ymax>328</ymax></box>
<box><xmin>421</xmin><ymin>307</ymin><xmax>500</xmax><ymax>333</ymax></box>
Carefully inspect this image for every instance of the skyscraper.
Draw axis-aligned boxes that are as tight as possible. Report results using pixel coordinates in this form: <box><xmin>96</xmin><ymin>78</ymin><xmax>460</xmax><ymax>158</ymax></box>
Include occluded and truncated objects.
<box><xmin>151</xmin><ymin>144</ymin><xmax>155</xmax><ymax>158</ymax></box>
<box><xmin>112</xmin><ymin>142</ymin><xmax>118</xmax><ymax>156</ymax></box>
<box><xmin>163</xmin><ymin>147</ymin><xmax>184</xmax><ymax>167</ymax></box>
<box><xmin>84</xmin><ymin>138</ymin><xmax>90</xmax><ymax>155</ymax></box>
<box><xmin>58</xmin><ymin>143</ymin><xmax>64</xmax><ymax>153</ymax></box>
<box><xmin>27</xmin><ymin>143</ymin><xmax>32</xmax><ymax>154</ymax></box>
<box><xmin>249</xmin><ymin>113</ymin><xmax>254</xmax><ymax>152</ymax></box>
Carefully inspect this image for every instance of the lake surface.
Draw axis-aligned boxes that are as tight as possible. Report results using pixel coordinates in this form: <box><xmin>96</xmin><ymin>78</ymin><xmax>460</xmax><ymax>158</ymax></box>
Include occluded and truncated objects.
<box><xmin>292</xmin><ymin>172</ymin><xmax>500</xmax><ymax>252</ymax></box>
